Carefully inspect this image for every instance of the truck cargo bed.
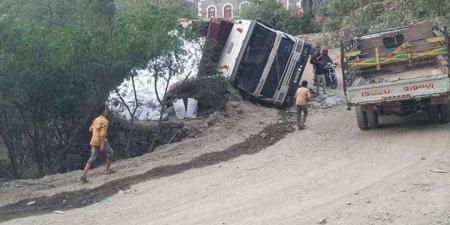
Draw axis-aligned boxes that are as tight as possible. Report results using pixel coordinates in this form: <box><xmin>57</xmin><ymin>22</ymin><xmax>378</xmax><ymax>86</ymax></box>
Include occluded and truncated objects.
<box><xmin>346</xmin><ymin>69</ymin><xmax>449</xmax><ymax>105</ymax></box>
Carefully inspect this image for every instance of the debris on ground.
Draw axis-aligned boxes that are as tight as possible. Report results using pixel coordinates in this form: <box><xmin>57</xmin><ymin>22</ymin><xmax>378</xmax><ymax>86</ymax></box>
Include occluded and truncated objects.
<box><xmin>318</xmin><ymin>218</ymin><xmax>327</xmax><ymax>224</ymax></box>
<box><xmin>226</xmin><ymin>101</ymin><xmax>241</xmax><ymax>109</ymax></box>
<box><xmin>429</xmin><ymin>169</ymin><xmax>448</xmax><ymax>174</ymax></box>
<box><xmin>26</xmin><ymin>201</ymin><xmax>36</xmax><ymax>206</ymax></box>
<box><xmin>118</xmin><ymin>189</ymin><xmax>133</xmax><ymax>195</ymax></box>
<box><xmin>310</xmin><ymin>93</ymin><xmax>343</xmax><ymax>109</ymax></box>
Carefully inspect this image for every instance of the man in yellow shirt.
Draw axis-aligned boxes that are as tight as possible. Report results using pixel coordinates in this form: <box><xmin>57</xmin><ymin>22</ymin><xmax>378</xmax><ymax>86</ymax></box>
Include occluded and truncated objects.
<box><xmin>80</xmin><ymin>105</ymin><xmax>115</xmax><ymax>183</ymax></box>
<box><xmin>295</xmin><ymin>80</ymin><xmax>311</xmax><ymax>130</ymax></box>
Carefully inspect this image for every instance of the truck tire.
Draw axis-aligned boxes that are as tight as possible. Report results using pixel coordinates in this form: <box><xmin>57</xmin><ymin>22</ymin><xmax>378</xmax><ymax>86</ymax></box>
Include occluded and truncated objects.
<box><xmin>367</xmin><ymin>111</ymin><xmax>379</xmax><ymax>129</ymax></box>
<box><xmin>356</xmin><ymin>106</ymin><xmax>369</xmax><ymax>130</ymax></box>
<box><xmin>439</xmin><ymin>104</ymin><xmax>450</xmax><ymax>122</ymax></box>
<box><xmin>428</xmin><ymin>105</ymin><xmax>440</xmax><ymax>123</ymax></box>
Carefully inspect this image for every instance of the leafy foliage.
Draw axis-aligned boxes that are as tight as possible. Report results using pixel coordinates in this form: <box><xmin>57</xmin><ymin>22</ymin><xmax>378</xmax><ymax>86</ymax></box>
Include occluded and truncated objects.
<box><xmin>166</xmin><ymin>76</ymin><xmax>229</xmax><ymax>116</ymax></box>
<box><xmin>320</xmin><ymin>0</ymin><xmax>450</xmax><ymax>36</ymax></box>
<box><xmin>0</xmin><ymin>0</ymin><xmax>192</xmax><ymax>178</ymax></box>
<box><xmin>240</xmin><ymin>0</ymin><xmax>318</xmax><ymax>34</ymax></box>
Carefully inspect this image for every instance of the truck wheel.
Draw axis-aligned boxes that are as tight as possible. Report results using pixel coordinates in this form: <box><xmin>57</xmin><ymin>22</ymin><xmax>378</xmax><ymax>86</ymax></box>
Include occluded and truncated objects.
<box><xmin>367</xmin><ymin>111</ymin><xmax>379</xmax><ymax>129</ymax></box>
<box><xmin>428</xmin><ymin>105</ymin><xmax>440</xmax><ymax>123</ymax></box>
<box><xmin>439</xmin><ymin>104</ymin><xmax>450</xmax><ymax>122</ymax></box>
<box><xmin>356</xmin><ymin>106</ymin><xmax>369</xmax><ymax>130</ymax></box>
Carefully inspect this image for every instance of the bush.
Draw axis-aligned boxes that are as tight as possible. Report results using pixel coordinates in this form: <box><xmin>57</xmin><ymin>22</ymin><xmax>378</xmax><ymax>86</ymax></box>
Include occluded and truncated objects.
<box><xmin>322</xmin><ymin>17</ymin><xmax>341</xmax><ymax>32</ymax></box>
<box><xmin>166</xmin><ymin>76</ymin><xmax>229</xmax><ymax>116</ymax></box>
<box><xmin>198</xmin><ymin>40</ymin><xmax>222</xmax><ymax>77</ymax></box>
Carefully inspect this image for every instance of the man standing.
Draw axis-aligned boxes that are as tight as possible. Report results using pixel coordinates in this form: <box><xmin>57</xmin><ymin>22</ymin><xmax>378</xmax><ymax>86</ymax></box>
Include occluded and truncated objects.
<box><xmin>310</xmin><ymin>47</ymin><xmax>321</xmax><ymax>71</ymax></box>
<box><xmin>295</xmin><ymin>80</ymin><xmax>311</xmax><ymax>130</ymax></box>
<box><xmin>317</xmin><ymin>48</ymin><xmax>334</xmax><ymax>86</ymax></box>
<box><xmin>311</xmin><ymin>47</ymin><xmax>326</xmax><ymax>94</ymax></box>
<box><xmin>80</xmin><ymin>105</ymin><xmax>115</xmax><ymax>183</ymax></box>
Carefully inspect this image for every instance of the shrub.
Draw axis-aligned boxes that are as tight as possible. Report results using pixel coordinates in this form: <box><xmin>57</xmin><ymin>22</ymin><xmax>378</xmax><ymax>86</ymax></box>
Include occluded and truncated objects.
<box><xmin>166</xmin><ymin>76</ymin><xmax>229</xmax><ymax>116</ymax></box>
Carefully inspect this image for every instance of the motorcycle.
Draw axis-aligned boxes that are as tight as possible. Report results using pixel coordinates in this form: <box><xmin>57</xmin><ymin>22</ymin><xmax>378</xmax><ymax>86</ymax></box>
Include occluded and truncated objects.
<box><xmin>324</xmin><ymin>62</ymin><xmax>338</xmax><ymax>89</ymax></box>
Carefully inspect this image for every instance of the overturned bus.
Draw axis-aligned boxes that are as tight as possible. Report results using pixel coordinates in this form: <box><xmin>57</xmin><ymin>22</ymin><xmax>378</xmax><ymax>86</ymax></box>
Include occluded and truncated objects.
<box><xmin>214</xmin><ymin>20</ymin><xmax>312</xmax><ymax>107</ymax></box>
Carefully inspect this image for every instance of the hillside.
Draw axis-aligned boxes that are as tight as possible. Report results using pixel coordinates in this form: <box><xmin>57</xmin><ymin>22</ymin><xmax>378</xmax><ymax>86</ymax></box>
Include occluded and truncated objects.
<box><xmin>320</xmin><ymin>0</ymin><xmax>450</xmax><ymax>38</ymax></box>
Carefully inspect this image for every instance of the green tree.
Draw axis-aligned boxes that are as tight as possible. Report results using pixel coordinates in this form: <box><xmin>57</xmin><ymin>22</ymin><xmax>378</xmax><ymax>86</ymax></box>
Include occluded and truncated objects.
<box><xmin>240</xmin><ymin>0</ymin><xmax>318</xmax><ymax>34</ymax></box>
<box><xmin>0</xmin><ymin>0</ymin><xmax>191</xmax><ymax>178</ymax></box>
<box><xmin>407</xmin><ymin>0</ymin><xmax>450</xmax><ymax>24</ymax></box>
<box><xmin>320</xmin><ymin>0</ymin><xmax>450</xmax><ymax>34</ymax></box>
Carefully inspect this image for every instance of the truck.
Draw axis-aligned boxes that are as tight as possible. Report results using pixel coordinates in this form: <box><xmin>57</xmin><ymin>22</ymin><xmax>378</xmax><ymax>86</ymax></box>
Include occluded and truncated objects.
<box><xmin>217</xmin><ymin>20</ymin><xmax>311</xmax><ymax>106</ymax></box>
<box><xmin>341</xmin><ymin>22</ymin><xmax>450</xmax><ymax>130</ymax></box>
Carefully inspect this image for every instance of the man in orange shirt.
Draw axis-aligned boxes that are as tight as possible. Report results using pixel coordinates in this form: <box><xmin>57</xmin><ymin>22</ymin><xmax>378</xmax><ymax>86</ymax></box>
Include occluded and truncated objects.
<box><xmin>295</xmin><ymin>80</ymin><xmax>311</xmax><ymax>130</ymax></box>
<box><xmin>80</xmin><ymin>105</ymin><xmax>115</xmax><ymax>183</ymax></box>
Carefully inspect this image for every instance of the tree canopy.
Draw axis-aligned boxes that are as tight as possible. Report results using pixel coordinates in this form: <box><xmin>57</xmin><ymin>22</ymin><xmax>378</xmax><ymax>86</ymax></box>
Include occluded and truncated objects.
<box><xmin>320</xmin><ymin>0</ymin><xmax>450</xmax><ymax>35</ymax></box>
<box><xmin>240</xmin><ymin>0</ymin><xmax>318</xmax><ymax>35</ymax></box>
<box><xmin>0</xmin><ymin>0</ymin><xmax>193</xmax><ymax>178</ymax></box>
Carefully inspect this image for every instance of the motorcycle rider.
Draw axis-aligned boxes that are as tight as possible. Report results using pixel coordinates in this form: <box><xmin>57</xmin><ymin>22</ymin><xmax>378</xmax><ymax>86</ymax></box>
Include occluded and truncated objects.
<box><xmin>310</xmin><ymin>47</ymin><xmax>326</xmax><ymax>93</ymax></box>
<box><xmin>316</xmin><ymin>49</ymin><xmax>334</xmax><ymax>86</ymax></box>
<box><xmin>310</xmin><ymin>47</ymin><xmax>321</xmax><ymax>73</ymax></box>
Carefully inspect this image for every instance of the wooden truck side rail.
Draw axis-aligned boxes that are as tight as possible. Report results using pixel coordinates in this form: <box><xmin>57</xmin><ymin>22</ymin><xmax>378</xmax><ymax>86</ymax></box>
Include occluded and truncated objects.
<box><xmin>341</xmin><ymin>23</ymin><xmax>449</xmax><ymax>94</ymax></box>
<box><xmin>345</xmin><ymin>38</ymin><xmax>448</xmax><ymax>70</ymax></box>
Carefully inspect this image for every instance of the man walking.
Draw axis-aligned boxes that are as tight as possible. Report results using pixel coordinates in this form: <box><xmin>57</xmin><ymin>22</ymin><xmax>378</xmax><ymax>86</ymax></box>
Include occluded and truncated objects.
<box><xmin>295</xmin><ymin>81</ymin><xmax>311</xmax><ymax>130</ymax></box>
<box><xmin>80</xmin><ymin>105</ymin><xmax>115</xmax><ymax>183</ymax></box>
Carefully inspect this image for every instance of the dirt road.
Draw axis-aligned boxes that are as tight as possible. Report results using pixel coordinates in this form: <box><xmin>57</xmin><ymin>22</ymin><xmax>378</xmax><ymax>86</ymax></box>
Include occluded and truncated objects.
<box><xmin>2</xmin><ymin>50</ymin><xmax>450</xmax><ymax>224</ymax></box>
<box><xmin>2</xmin><ymin>101</ymin><xmax>450</xmax><ymax>224</ymax></box>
